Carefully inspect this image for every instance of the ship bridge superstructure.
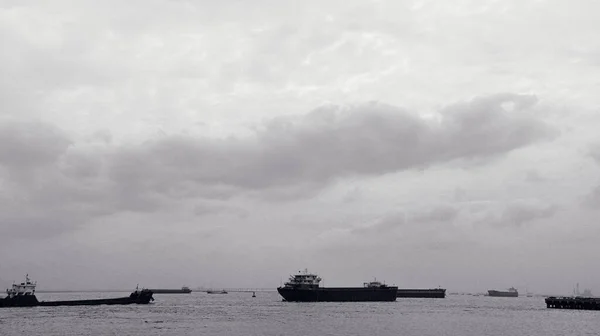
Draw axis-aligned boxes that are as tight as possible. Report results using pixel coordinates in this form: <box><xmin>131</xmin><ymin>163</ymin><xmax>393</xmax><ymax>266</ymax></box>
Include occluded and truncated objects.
<box><xmin>364</xmin><ymin>279</ymin><xmax>388</xmax><ymax>288</ymax></box>
<box><xmin>6</xmin><ymin>274</ymin><xmax>36</xmax><ymax>298</ymax></box>
<box><xmin>284</xmin><ymin>270</ymin><xmax>322</xmax><ymax>289</ymax></box>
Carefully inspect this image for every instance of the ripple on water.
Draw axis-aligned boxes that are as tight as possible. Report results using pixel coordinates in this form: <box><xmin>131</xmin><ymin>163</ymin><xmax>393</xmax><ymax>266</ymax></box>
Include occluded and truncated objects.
<box><xmin>1</xmin><ymin>292</ymin><xmax>600</xmax><ymax>335</ymax></box>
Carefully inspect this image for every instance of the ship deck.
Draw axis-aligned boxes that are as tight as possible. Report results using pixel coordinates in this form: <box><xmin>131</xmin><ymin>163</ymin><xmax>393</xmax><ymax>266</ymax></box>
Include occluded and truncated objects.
<box><xmin>546</xmin><ymin>297</ymin><xmax>600</xmax><ymax>310</ymax></box>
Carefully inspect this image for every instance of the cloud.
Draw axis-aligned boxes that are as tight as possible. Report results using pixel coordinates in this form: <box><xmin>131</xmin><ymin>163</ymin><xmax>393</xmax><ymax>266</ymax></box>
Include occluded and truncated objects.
<box><xmin>193</xmin><ymin>201</ymin><xmax>248</xmax><ymax>218</ymax></box>
<box><xmin>103</xmin><ymin>93</ymin><xmax>556</xmax><ymax>199</ymax></box>
<box><xmin>341</xmin><ymin>186</ymin><xmax>364</xmax><ymax>204</ymax></box>
<box><xmin>325</xmin><ymin>198</ymin><xmax>558</xmax><ymax>247</ymax></box>
<box><xmin>589</xmin><ymin>143</ymin><xmax>600</xmax><ymax>164</ymax></box>
<box><xmin>476</xmin><ymin>199</ymin><xmax>558</xmax><ymax>228</ymax></box>
<box><xmin>0</xmin><ymin>93</ymin><xmax>557</xmax><ymax>239</ymax></box>
<box><xmin>501</xmin><ymin>200</ymin><xmax>557</xmax><ymax>227</ymax></box>
<box><xmin>313</xmin><ymin>198</ymin><xmax>558</xmax><ymax>255</ymax></box>
<box><xmin>411</xmin><ymin>205</ymin><xmax>459</xmax><ymax>223</ymax></box>
<box><xmin>581</xmin><ymin>143</ymin><xmax>600</xmax><ymax>209</ymax></box>
<box><xmin>313</xmin><ymin>204</ymin><xmax>461</xmax><ymax>249</ymax></box>
<box><xmin>583</xmin><ymin>185</ymin><xmax>600</xmax><ymax>209</ymax></box>
<box><xmin>0</xmin><ymin>121</ymin><xmax>71</xmax><ymax>171</ymax></box>
<box><xmin>524</xmin><ymin>169</ymin><xmax>547</xmax><ymax>183</ymax></box>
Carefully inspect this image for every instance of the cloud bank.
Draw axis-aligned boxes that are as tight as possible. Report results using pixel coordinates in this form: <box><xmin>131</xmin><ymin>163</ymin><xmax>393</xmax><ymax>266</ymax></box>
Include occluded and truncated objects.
<box><xmin>0</xmin><ymin>93</ymin><xmax>557</xmax><ymax>239</ymax></box>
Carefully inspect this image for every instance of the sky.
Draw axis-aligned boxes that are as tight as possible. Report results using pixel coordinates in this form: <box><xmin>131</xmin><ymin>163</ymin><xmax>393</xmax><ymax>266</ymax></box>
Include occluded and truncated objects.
<box><xmin>1</xmin><ymin>0</ymin><xmax>599</xmax><ymax>295</ymax></box>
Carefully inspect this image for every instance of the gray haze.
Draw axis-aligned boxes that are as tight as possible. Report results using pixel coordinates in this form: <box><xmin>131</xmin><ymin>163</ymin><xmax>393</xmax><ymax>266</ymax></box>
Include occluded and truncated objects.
<box><xmin>1</xmin><ymin>0</ymin><xmax>599</xmax><ymax>294</ymax></box>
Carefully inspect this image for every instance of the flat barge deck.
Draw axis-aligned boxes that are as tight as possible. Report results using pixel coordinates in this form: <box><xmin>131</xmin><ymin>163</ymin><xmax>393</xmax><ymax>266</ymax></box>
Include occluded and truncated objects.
<box><xmin>397</xmin><ymin>288</ymin><xmax>446</xmax><ymax>298</ymax></box>
<box><xmin>545</xmin><ymin>297</ymin><xmax>600</xmax><ymax>310</ymax></box>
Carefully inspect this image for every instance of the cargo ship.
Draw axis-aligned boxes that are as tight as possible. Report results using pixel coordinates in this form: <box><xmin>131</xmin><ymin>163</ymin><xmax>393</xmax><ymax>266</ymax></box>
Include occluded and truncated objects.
<box><xmin>488</xmin><ymin>287</ymin><xmax>518</xmax><ymax>297</ymax></box>
<box><xmin>397</xmin><ymin>288</ymin><xmax>446</xmax><ymax>298</ymax></box>
<box><xmin>206</xmin><ymin>289</ymin><xmax>228</xmax><ymax>294</ymax></box>
<box><xmin>149</xmin><ymin>286</ymin><xmax>192</xmax><ymax>294</ymax></box>
<box><xmin>0</xmin><ymin>275</ymin><xmax>154</xmax><ymax>308</ymax></box>
<box><xmin>277</xmin><ymin>270</ymin><xmax>397</xmax><ymax>302</ymax></box>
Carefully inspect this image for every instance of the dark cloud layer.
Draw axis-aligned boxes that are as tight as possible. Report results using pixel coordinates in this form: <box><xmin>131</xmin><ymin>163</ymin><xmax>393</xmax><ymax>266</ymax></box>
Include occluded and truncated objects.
<box><xmin>106</xmin><ymin>93</ymin><xmax>555</xmax><ymax>198</ymax></box>
<box><xmin>0</xmin><ymin>122</ymin><xmax>71</xmax><ymax>170</ymax></box>
<box><xmin>0</xmin><ymin>93</ymin><xmax>556</xmax><ymax>238</ymax></box>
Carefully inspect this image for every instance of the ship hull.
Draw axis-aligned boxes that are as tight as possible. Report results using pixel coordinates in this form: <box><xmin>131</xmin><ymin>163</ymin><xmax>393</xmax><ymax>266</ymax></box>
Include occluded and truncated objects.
<box><xmin>397</xmin><ymin>289</ymin><xmax>446</xmax><ymax>298</ymax></box>
<box><xmin>0</xmin><ymin>290</ymin><xmax>154</xmax><ymax>308</ymax></box>
<box><xmin>488</xmin><ymin>290</ymin><xmax>518</xmax><ymax>297</ymax></box>
<box><xmin>277</xmin><ymin>287</ymin><xmax>398</xmax><ymax>302</ymax></box>
<box><xmin>0</xmin><ymin>295</ymin><xmax>39</xmax><ymax>307</ymax></box>
<box><xmin>546</xmin><ymin>297</ymin><xmax>600</xmax><ymax>310</ymax></box>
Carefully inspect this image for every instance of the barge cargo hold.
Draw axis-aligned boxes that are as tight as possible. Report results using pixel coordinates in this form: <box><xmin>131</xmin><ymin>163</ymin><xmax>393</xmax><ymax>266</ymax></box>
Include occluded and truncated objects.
<box><xmin>0</xmin><ymin>275</ymin><xmax>154</xmax><ymax>308</ymax></box>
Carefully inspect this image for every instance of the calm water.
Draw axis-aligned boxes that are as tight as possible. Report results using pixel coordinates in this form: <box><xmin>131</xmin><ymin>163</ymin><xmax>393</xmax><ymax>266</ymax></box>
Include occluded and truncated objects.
<box><xmin>1</xmin><ymin>292</ymin><xmax>599</xmax><ymax>335</ymax></box>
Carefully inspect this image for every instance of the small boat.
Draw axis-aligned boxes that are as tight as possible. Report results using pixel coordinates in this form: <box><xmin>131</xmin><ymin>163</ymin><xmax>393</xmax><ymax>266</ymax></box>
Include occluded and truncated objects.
<box><xmin>0</xmin><ymin>275</ymin><xmax>154</xmax><ymax>308</ymax></box>
<box><xmin>206</xmin><ymin>289</ymin><xmax>228</xmax><ymax>294</ymax></box>
<box><xmin>252</xmin><ymin>291</ymin><xmax>256</xmax><ymax>297</ymax></box>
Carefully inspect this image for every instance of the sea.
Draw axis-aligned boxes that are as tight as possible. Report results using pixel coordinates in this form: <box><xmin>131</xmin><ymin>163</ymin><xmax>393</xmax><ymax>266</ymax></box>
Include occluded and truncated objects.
<box><xmin>1</xmin><ymin>291</ymin><xmax>599</xmax><ymax>335</ymax></box>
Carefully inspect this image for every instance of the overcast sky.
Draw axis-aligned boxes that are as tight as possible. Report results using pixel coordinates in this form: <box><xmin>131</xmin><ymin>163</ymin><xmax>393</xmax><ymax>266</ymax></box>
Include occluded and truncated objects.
<box><xmin>1</xmin><ymin>0</ymin><xmax>599</xmax><ymax>294</ymax></box>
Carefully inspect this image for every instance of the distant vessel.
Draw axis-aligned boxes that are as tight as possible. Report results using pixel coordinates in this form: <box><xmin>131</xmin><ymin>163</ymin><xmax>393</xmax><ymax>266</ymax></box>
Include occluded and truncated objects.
<box><xmin>0</xmin><ymin>275</ymin><xmax>154</xmax><ymax>308</ymax></box>
<box><xmin>525</xmin><ymin>287</ymin><xmax>534</xmax><ymax>297</ymax></box>
<box><xmin>206</xmin><ymin>289</ymin><xmax>228</xmax><ymax>294</ymax></box>
<box><xmin>277</xmin><ymin>270</ymin><xmax>397</xmax><ymax>302</ymax></box>
<box><xmin>397</xmin><ymin>288</ymin><xmax>446</xmax><ymax>298</ymax></box>
<box><xmin>488</xmin><ymin>287</ymin><xmax>518</xmax><ymax>297</ymax></box>
<box><xmin>573</xmin><ymin>283</ymin><xmax>593</xmax><ymax>297</ymax></box>
<box><xmin>149</xmin><ymin>286</ymin><xmax>192</xmax><ymax>294</ymax></box>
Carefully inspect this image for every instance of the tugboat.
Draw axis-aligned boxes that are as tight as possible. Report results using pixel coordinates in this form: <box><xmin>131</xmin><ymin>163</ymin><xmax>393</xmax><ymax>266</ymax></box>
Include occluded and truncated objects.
<box><xmin>488</xmin><ymin>287</ymin><xmax>518</xmax><ymax>297</ymax></box>
<box><xmin>277</xmin><ymin>270</ymin><xmax>398</xmax><ymax>302</ymax></box>
<box><xmin>0</xmin><ymin>275</ymin><xmax>154</xmax><ymax>308</ymax></box>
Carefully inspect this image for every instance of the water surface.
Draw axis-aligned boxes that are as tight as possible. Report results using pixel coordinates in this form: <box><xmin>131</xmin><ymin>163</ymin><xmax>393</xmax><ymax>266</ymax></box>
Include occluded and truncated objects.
<box><xmin>1</xmin><ymin>292</ymin><xmax>598</xmax><ymax>335</ymax></box>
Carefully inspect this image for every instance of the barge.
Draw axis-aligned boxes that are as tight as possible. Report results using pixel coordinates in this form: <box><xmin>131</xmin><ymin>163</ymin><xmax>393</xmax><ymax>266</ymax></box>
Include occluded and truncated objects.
<box><xmin>0</xmin><ymin>275</ymin><xmax>154</xmax><ymax>308</ymax></box>
<box><xmin>546</xmin><ymin>296</ymin><xmax>600</xmax><ymax>310</ymax></box>
<box><xmin>397</xmin><ymin>288</ymin><xmax>446</xmax><ymax>298</ymax></box>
